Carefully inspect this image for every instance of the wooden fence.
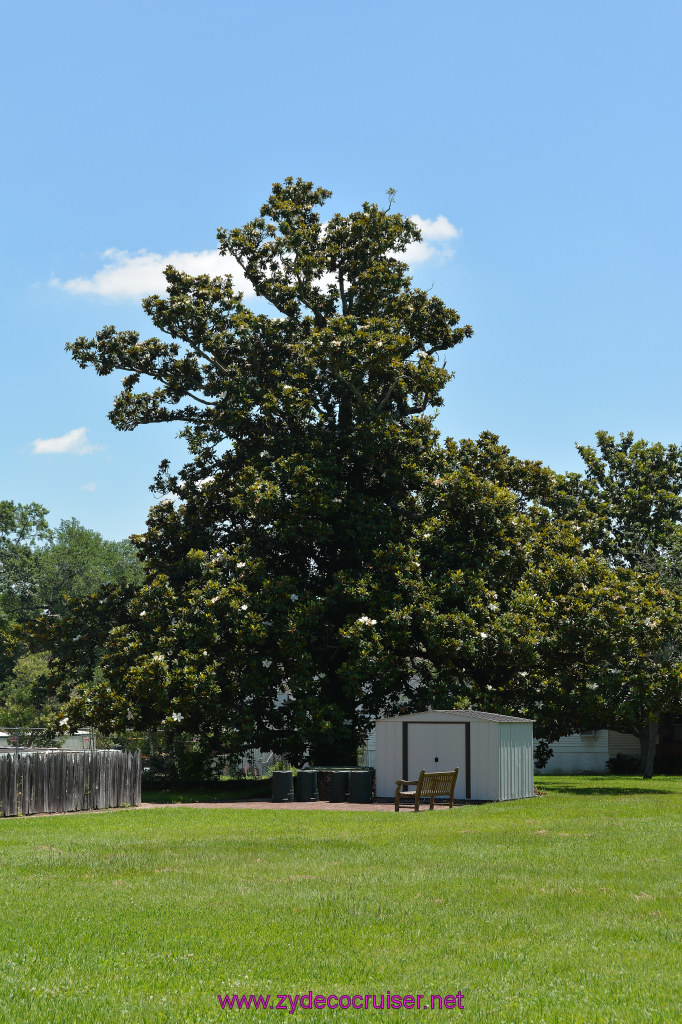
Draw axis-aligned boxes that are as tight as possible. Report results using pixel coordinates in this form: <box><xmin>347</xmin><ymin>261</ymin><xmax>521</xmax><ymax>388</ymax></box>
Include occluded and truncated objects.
<box><xmin>0</xmin><ymin>749</ymin><xmax>141</xmax><ymax>817</ymax></box>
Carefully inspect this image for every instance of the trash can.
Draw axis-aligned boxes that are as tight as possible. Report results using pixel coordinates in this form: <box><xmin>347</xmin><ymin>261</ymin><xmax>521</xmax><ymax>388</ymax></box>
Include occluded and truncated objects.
<box><xmin>296</xmin><ymin>770</ymin><xmax>319</xmax><ymax>801</ymax></box>
<box><xmin>349</xmin><ymin>769</ymin><xmax>373</xmax><ymax>803</ymax></box>
<box><xmin>329</xmin><ymin>770</ymin><xmax>350</xmax><ymax>802</ymax></box>
<box><xmin>271</xmin><ymin>770</ymin><xmax>294</xmax><ymax>802</ymax></box>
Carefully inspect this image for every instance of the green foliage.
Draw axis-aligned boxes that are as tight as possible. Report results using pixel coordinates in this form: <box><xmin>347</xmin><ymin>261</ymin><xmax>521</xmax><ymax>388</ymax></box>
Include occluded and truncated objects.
<box><xmin>568</xmin><ymin>431</ymin><xmax>682</xmax><ymax>570</ymax></box>
<box><xmin>37</xmin><ymin>518</ymin><xmax>143</xmax><ymax>618</ymax></box>
<box><xmin>1</xmin><ymin>509</ymin><xmax>144</xmax><ymax>728</ymax></box>
<box><xmin>606</xmin><ymin>753</ymin><xmax>642</xmax><ymax>774</ymax></box>
<box><xmin>534</xmin><ymin>738</ymin><xmax>554</xmax><ymax>770</ymax></box>
<box><xmin>0</xmin><ymin>502</ymin><xmax>52</xmax><ymax>675</ymax></box>
<box><xmin>142</xmin><ymin>743</ymin><xmax>222</xmax><ymax>788</ymax></box>
<box><xmin>554</xmin><ymin>433</ymin><xmax>682</xmax><ymax>774</ymax></box>
<box><xmin>407</xmin><ymin>432</ymin><xmax>682</xmax><ymax>775</ymax></box>
<box><xmin>0</xmin><ymin>652</ymin><xmax>55</xmax><ymax>726</ymax></box>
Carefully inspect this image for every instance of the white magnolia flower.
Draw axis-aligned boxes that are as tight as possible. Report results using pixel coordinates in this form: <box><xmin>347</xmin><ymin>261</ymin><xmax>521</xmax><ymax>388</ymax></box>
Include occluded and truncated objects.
<box><xmin>290</xmin><ymin>594</ymin><xmax>298</xmax><ymax>602</ymax></box>
<box><xmin>262</xmin><ymin>659</ymin><xmax>272</xmax><ymax>668</ymax></box>
<box><xmin>59</xmin><ymin>717</ymin><xmax>69</xmax><ymax>727</ymax></box>
<box><xmin>127</xmin><ymin>709</ymin><xmax>134</xmax><ymax>722</ymax></box>
<box><xmin>241</xmin><ymin>604</ymin><xmax>249</xmax><ymax>611</ymax></box>
<box><xmin>171</xmin><ymin>712</ymin><xmax>184</xmax><ymax>722</ymax></box>
<box><xmin>236</xmin><ymin>561</ymin><xmax>246</xmax><ymax>568</ymax></box>
<box><xmin>357</xmin><ymin>616</ymin><xmax>377</xmax><ymax>626</ymax></box>
<box><xmin>210</xmin><ymin>596</ymin><xmax>220</xmax><ymax>604</ymax></box>
<box><xmin>139</xmin><ymin>611</ymin><xmax>147</xmax><ymax>617</ymax></box>
<box><xmin>479</xmin><ymin>631</ymin><xmax>488</xmax><ymax>639</ymax></box>
<box><xmin>152</xmin><ymin>653</ymin><xmax>165</xmax><ymax>663</ymax></box>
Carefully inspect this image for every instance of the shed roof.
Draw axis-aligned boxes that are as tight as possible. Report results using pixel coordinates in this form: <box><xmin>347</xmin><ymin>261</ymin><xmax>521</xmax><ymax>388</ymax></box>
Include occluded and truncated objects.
<box><xmin>376</xmin><ymin>709</ymin><xmax>534</xmax><ymax>724</ymax></box>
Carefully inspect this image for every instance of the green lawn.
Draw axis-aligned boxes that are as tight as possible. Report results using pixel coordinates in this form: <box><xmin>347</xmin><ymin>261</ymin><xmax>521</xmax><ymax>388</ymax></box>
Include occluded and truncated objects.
<box><xmin>0</xmin><ymin>776</ymin><xmax>680</xmax><ymax>1024</ymax></box>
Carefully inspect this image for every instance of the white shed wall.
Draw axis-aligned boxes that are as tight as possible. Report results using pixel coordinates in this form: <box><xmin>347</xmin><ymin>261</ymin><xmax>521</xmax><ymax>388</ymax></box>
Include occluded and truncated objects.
<box><xmin>374</xmin><ymin>721</ymin><xmax>403</xmax><ymax>799</ymax></box>
<box><xmin>469</xmin><ymin>721</ymin><xmax>499</xmax><ymax>800</ymax></box>
<box><xmin>498</xmin><ymin>723</ymin><xmax>535</xmax><ymax>800</ymax></box>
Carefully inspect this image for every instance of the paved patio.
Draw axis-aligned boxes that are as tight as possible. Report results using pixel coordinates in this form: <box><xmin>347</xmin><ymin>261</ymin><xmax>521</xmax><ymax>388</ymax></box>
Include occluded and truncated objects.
<box><xmin>140</xmin><ymin>799</ymin><xmax>463</xmax><ymax>812</ymax></box>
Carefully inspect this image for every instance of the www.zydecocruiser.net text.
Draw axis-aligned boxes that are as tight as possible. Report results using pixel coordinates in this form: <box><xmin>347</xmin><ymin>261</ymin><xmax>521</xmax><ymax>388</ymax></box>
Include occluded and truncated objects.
<box><xmin>218</xmin><ymin>991</ymin><xmax>464</xmax><ymax>1012</ymax></box>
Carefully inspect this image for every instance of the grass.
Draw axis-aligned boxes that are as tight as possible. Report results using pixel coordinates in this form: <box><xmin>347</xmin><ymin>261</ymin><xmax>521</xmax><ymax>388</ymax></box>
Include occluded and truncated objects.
<box><xmin>0</xmin><ymin>776</ymin><xmax>680</xmax><ymax>1024</ymax></box>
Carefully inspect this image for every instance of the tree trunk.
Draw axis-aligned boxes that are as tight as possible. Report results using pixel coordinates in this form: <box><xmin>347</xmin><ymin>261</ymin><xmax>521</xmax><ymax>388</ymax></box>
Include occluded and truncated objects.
<box><xmin>639</xmin><ymin>719</ymin><xmax>659</xmax><ymax>779</ymax></box>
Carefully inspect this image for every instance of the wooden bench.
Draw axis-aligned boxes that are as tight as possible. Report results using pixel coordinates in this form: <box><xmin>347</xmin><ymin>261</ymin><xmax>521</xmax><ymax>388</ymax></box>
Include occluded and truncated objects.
<box><xmin>394</xmin><ymin>768</ymin><xmax>459</xmax><ymax>811</ymax></box>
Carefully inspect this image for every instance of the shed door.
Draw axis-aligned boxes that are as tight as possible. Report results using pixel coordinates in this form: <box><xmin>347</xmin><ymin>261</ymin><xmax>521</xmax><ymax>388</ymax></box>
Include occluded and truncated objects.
<box><xmin>406</xmin><ymin>723</ymin><xmax>467</xmax><ymax>799</ymax></box>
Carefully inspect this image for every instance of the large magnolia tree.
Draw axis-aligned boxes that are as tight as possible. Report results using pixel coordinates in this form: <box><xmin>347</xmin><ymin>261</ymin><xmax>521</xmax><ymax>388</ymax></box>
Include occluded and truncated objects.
<box><xmin>56</xmin><ymin>178</ymin><xmax>474</xmax><ymax>763</ymax></box>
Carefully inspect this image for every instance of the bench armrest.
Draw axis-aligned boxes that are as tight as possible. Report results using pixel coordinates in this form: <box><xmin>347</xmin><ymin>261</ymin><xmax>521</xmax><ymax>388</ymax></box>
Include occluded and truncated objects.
<box><xmin>395</xmin><ymin>778</ymin><xmax>421</xmax><ymax>812</ymax></box>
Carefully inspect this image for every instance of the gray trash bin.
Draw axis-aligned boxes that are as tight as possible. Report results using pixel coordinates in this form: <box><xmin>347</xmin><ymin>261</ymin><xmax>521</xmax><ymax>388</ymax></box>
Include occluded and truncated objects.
<box><xmin>349</xmin><ymin>769</ymin><xmax>372</xmax><ymax>803</ymax></box>
<box><xmin>296</xmin><ymin>770</ymin><xmax>319</xmax><ymax>801</ymax></box>
<box><xmin>271</xmin><ymin>770</ymin><xmax>294</xmax><ymax>802</ymax></box>
<box><xmin>329</xmin><ymin>770</ymin><xmax>350</xmax><ymax>802</ymax></box>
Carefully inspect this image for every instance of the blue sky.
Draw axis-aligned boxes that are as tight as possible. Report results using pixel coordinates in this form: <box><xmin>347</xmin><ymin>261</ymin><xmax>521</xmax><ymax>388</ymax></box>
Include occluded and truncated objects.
<box><xmin>2</xmin><ymin>0</ymin><xmax>681</xmax><ymax>541</ymax></box>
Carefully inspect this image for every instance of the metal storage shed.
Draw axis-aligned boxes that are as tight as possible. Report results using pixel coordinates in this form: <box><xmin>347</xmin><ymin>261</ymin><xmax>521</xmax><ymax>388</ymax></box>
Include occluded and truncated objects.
<box><xmin>374</xmin><ymin>710</ymin><xmax>534</xmax><ymax>802</ymax></box>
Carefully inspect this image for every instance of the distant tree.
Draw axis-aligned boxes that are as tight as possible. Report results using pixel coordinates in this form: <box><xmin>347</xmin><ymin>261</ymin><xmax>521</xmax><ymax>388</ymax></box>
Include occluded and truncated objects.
<box><xmin>1</xmin><ymin>509</ymin><xmax>143</xmax><ymax>727</ymax></box>
<box><xmin>0</xmin><ymin>652</ymin><xmax>56</xmax><ymax>727</ymax></box>
<box><xmin>413</xmin><ymin>434</ymin><xmax>613</xmax><ymax>738</ymax></box>
<box><xmin>0</xmin><ymin>502</ymin><xmax>52</xmax><ymax>678</ymax></box>
<box><xmin>567</xmin><ymin>431</ymin><xmax>682</xmax><ymax>570</ymax></box>
<box><xmin>37</xmin><ymin>518</ymin><xmax>143</xmax><ymax>617</ymax></box>
<box><xmin>550</xmin><ymin>432</ymin><xmax>682</xmax><ymax>775</ymax></box>
<box><xmin>0</xmin><ymin>501</ymin><xmax>52</xmax><ymax>621</ymax></box>
<box><xmin>414</xmin><ymin>433</ymin><xmax>682</xmax><ymax>779</ymax></box>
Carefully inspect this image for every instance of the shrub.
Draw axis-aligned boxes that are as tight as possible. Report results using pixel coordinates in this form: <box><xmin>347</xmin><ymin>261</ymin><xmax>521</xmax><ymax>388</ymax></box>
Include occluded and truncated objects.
<box><xmin>534</xmin><ymin>739</ymin><xmax>554</xmax><ymax>770</ymax></box>
<box><xmin>143</xmin><ymin>746</ymin><xmax>222</xmax><ymax>787</ymax></box>
<box><xmin>606</xmin><ymin>752</ymin><xmax>642</xmax><ymax>774</ymax></box>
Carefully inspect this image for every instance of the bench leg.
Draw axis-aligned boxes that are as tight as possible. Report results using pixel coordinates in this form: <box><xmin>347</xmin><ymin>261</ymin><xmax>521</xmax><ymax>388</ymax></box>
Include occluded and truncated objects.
<box><xmin>429</xmin><ymin>795</ymin><xmax>435</xmax><ymax>810</ymax></box>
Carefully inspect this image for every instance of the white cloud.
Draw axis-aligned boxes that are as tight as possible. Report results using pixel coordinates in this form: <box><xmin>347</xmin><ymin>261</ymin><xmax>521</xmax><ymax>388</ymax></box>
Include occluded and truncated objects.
<box><xmin>51</xmin><ymin>248</ymin><xmax>255</xmax><ymax>302</ymax></box>
<box><xmin>32</xmin><ymin>427</ymin><xmax>98</xmax><ymax>455</ymax></box>
<box><xmin>81</xmin><ymin>482</ymin><xmax>96</xmax><ymax>492</ymax></box>
<box><xmin>405</xmin><ymin>214</ymin><xmax>460</xmax><ymax>264</ymax></box>
<box><xmin>409</xmin><ymin>215</ymin><xmax>460</xmax><ymax>242</ymax></box>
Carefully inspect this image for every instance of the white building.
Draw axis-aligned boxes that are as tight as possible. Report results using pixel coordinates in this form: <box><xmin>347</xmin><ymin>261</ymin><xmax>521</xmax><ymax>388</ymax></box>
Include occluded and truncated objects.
<box><xmin>535</xmin><ymin>730</ymin><xmax>640</xmax><ymax>774</ymax></box>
